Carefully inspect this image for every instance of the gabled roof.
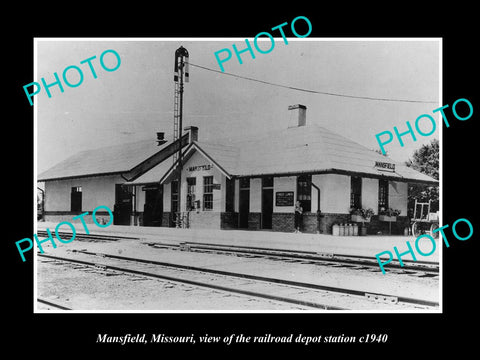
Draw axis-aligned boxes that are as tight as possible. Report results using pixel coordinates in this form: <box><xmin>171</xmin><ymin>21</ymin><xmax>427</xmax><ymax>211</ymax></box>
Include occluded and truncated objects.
<box><xmin>157</xmin><ymin>142</ymin><xmax>235</xmax><ymax>185</ymax></box>
<box><xmin>38</xmin><ymin>140</ymin><xmax>158</xmax><ymax>181</ymax></box>
<box><xmin>226</xmin><ymin>124</ymin><xmax>437</xmax><ymax>184</ymax></box>
<box><xmin>187</xmin><ymin>125</ymin><xmax>437</xmax><ymax>185</ymax></box>
<box><xmin>192</xmin><ymin>141</ymin><xmax>239</xmax><ymax>174</ymax></box>
<box><xmin>38</xmin><ymin>123</ymin><xmax>438</xmax><ymax>186</ymax></box>
<box><xmin>38</xmin><ymin>132</ymin><xmax>192</xmax><ymax>182</ymax></box>
<box><xmin>123</xmin><ymin>154</ymin><xmax>175</xmax><ymax>186</ymax></box>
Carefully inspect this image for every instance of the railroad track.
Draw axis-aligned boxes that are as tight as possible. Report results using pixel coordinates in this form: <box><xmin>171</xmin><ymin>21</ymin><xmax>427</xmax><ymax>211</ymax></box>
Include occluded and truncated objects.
<box><xmin>36</xmin><ymin>230</ymin><xmax>140</xmax><ymax>242</ymax></box>
<box><xmin>145</xmin><ymin>241</ymin><xmax>439</xmax><ymax>277</ymax></box>
<box><xmin>38</xmin><ymin>251</ymin><xmax>439</xmax><ymax>310</ymax></box>
<box><xmin>37</xmin><ymin>297</ymin><xmax>72</xmax><ymax>310</ymax></box>
<box><xmin>37</xmin><ymin>230</ymin><xmax>439</xmax><ymax>276</ymax></box>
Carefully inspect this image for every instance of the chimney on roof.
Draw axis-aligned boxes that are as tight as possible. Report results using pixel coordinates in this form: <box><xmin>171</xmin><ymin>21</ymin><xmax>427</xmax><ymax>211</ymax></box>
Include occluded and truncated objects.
<box><xmin>288</xmin><ymin>104</ymin><xmax>306</xmax><ymax>128</ymax></box>
<box><xmin>156</xmin><ymin>132</ymin><xmax>167</xmax><ymax>146</ymax></box>
<box><xmin>184</xmin><ymin>126</ymin><xmax>198</xmax><ymax>144</ymax></box>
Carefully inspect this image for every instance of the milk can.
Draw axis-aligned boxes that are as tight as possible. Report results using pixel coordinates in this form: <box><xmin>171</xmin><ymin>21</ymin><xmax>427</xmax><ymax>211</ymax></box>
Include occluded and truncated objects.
<box><xmin>352</xmin><ymin>223</ymin><xmax>359</xmax><ymax>236</ymax></box>
<box><xmin>339</xmin><ymin>223</ymin><xmax>345</xmax><ymax>236</ymax></box>
<box><xmin>332</xmin><ymin>224</ymin><xmax>340</xmax><ymax>236</ymax></box>
<box><xmin>347</xmin><ymin>223</ymin><xmax>353</xmax><ymax>236</ymax></box>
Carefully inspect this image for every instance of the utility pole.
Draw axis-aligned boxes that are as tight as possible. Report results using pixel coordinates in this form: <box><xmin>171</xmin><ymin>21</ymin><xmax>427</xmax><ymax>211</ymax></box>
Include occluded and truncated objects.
<box><xmin>173</xmin><ymin>46</ymin><xmax>189</xmax><ymax>227</ymax></box>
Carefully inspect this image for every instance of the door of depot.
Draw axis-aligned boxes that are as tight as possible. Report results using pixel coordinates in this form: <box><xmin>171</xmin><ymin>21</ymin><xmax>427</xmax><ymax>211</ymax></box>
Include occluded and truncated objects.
<box><xmin>143</xmin><ymin>185</ymin><xmax>163</xmax><ymax>226</ymax></box>
<box><xmin>114</xmin><ymin>184</ymin><xmax>132</xmax><ymax>225</ymax></box>
<box><xmin>262</xmin><ymin>178</ymin><xmax>273</xmax><ymax>229</ymax></box>
<box><xmin>169</xmin><ymin>180</ymin><xmax>179</xmax><ymax>227</ymax></box>
<box><xmin>239</xmin><ymin>188</ymin><xmax>250</xmax><ymax>228</ymax></box>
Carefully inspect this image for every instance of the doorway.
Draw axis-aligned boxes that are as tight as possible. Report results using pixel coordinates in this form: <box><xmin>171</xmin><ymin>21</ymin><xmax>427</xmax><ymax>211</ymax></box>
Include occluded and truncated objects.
<box><xmin>262</xmin><ymin>177</ymin><xmax>273</xmax><ymax>229</ymax></box>
<box><xmin>114</xmin><ymin>184</ymin><xmax>132</xmax><ymax>225</ymax></box>
<box><xmin>143</xmin><ymin>185</ymin><xmax>163</xmax><ymax>226</ymax></box>
<box><xmin>170</xmin><ymin>180</ymin><xmax>179</xmax><ymax>227</ymax></box>
<box><xmin>238</xmin><ymin>178</ymin><xmax>250</xmax><ymax>228</ymax></box>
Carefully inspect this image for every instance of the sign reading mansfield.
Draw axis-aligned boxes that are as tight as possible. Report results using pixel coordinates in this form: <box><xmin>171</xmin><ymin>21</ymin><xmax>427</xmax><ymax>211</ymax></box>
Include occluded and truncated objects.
<box><xmin>374</xmin><ymin>161</ymin><xmax>395</xmax><ymax>172</ymax></box>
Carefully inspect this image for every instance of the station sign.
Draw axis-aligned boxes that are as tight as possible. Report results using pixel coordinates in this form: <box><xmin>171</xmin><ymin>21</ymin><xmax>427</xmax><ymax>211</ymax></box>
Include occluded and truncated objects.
<box><xmin>374</xmin><ymin>161</ymin><xmax>395</xmax><ymax>172</ymax></box>
<box><xmin>142</xmin><ymin>184</ymin><xmax>160</xmax><ymax>191</ymax></box>
<box><xmin>276</xmin><ymin>191</ymin><xmax>294</xmax><ymax>206</ymax></box>
<box><xmin>187</xmin><ymin>164</ymin><xmax>212</xmax><ymax>172</ymax></box>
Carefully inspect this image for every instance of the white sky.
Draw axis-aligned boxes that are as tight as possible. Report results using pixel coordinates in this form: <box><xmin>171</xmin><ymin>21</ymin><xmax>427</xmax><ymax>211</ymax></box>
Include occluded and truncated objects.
<box><xmin>36</xmin><ymin>38</ymin><xmax>440</xmax><ymax>175</ymax></box>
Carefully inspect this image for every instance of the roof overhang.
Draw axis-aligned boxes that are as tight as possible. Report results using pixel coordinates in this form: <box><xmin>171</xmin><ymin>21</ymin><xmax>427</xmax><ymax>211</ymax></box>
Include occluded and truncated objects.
<box><xmin>38</xmin><ymin>133</ymin><xmax>191</xmax><ymax>183</ymax></box>
<box><xmin>38</xmin><ymin>171</ymin><xmax>126</xmax><ymax>182</ymax></box>
<box><xmin>230</xmin><ymin>168</ymin><xmax>438</xmax><ymax>186</ymax></box>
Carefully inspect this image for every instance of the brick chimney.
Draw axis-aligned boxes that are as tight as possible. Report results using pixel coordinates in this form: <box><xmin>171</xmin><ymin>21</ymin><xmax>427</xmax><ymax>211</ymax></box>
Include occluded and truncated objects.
<box><xmin>288</xmin><ymin>104</ymin><xmax>306</xmax><ymax>128</ymax></box>
<box><xmin>184</xmin><ymin>126</ymin><xmax>198</xmax><ymax>143</ymax></box>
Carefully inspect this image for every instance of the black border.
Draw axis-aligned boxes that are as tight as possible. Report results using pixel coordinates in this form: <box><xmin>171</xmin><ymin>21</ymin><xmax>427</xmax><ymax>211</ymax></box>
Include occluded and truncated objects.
<box><xmin>7</xmin><ymin>5</ymin><xmax>479</xmax><ymax>355</ymax></box>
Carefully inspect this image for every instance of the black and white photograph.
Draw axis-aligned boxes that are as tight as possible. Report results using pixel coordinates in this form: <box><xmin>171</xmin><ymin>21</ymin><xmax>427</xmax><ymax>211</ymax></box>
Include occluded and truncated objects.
<box><xmin>34</xmin><ymin>38</ymin><xmax>441</xmax><ymax>312</ymax></box>
<box><xmin>7</xmin><ymin>7</ymin><xmax>479</xmax><ymax>355</ymax></box>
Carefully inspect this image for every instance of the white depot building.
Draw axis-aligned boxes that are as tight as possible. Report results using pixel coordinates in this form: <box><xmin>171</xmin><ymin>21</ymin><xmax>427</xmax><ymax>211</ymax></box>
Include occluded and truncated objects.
<box><xmin>38</xmin><ymin>105</ymin><xmax>438</xmax><ymax>235</ymax></box>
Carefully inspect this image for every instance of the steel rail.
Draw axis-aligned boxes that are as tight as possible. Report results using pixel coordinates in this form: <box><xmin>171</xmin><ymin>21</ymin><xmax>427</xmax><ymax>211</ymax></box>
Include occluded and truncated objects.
<box><xmin>38</xmin><ymin>253</ymin><xmax>344</xmax><ymax>310</ymax></box>
<box><xmin>36</xmin><ymin>230</ymin><xmax>140</xmax><ymax>242</ymax></box>
<box><xmin>39</xmin><ymin>251</ymin><xmax>439</xmax><ymax>308</ymax></box>
<box><xmin>38</xmin><ymin>230</ymin><xmax>439</xmax><ymax>274</ymax></box>
<box><xmin>147</xmin><ymin>241</ymin><xmax>439</xmax><ymax>274</ymax></box>
<box><xmin>37</xmin><ymin>297</ymin><xmax>72</xmax><ymax>310</ymax></box>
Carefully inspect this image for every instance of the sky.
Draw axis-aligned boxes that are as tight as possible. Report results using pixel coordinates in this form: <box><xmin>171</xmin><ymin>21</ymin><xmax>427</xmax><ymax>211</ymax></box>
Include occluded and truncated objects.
<box><xmin>35</xmin><ymin>38</ymin><xmax>440</xmax><ymax>176</ymax></box>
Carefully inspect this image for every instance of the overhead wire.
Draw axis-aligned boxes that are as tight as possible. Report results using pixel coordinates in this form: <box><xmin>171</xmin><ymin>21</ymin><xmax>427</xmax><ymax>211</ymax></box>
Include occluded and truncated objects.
<box><xmin>187</xmin><ymin>62</ymin><xmax>437</xmax><ymax>104</ymax></box>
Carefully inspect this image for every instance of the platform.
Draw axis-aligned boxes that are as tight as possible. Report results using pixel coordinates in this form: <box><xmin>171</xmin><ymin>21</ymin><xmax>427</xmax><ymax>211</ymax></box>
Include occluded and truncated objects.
<box><xmin>36</xmin><ymin>221</ymin><xmax>441</xmax><ymax>263</ymax></box>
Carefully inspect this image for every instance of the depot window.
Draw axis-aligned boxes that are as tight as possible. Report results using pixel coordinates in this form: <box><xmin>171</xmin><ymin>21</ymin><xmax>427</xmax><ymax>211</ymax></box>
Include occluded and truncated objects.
<box><xmin>297</xmin><ymin>174</ymin><xmax>311</xmax><ymax>212</ymax></box>
<box><xmin>239</xmin><ymin>177</ymin><xmax>250</xmax><ymax>189</ymax></box>
<box><xmin>71</xmin><ymin>186</ymin><xmax>82</xmax><ymax>212</ymax></box>
<box><xmin>171</xmin><ymin>180</ymin><xmax>179</xmax><ymax>213</ymax></box>
<box><xmin>350</xmin><ymin>176</ymin><xmax>362</xmax><ymax>209</ymax></box>
<box><xmin>378</xmin><ymin>179</ymin><xmax>389</xmax><ymax>212</ymax></box>
<box><xmin>203</xmin><ymin>176</ymin><xmax>213</xmax><ymax>210</ymax></box>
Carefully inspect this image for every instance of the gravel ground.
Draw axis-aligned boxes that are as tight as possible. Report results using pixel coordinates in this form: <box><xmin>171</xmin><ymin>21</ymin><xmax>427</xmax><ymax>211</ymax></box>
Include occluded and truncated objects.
<box><xmin>37</xmin><ymin>259</ymin><xmax>310</xmax><ymax>311</ymax></box>
<box><xmin>35</xmin><ymin>236</ymin><xmax>439</xmax><ymax>311</ymax></box>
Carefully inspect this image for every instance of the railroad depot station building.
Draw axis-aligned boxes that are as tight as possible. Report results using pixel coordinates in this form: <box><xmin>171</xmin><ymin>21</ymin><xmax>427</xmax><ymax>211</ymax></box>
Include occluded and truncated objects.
<box><xmin>38</xmin><ymin>105</ymin><xmax>438</xmax><ymax>235</ymax></box>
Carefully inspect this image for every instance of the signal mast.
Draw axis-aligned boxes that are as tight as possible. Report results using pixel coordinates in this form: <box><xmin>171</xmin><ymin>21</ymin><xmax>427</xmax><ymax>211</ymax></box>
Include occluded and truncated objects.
<box><xmin>173</xmin><ymin>46</ymin><xmax>189</xmax><ymax>226</ymax></box>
